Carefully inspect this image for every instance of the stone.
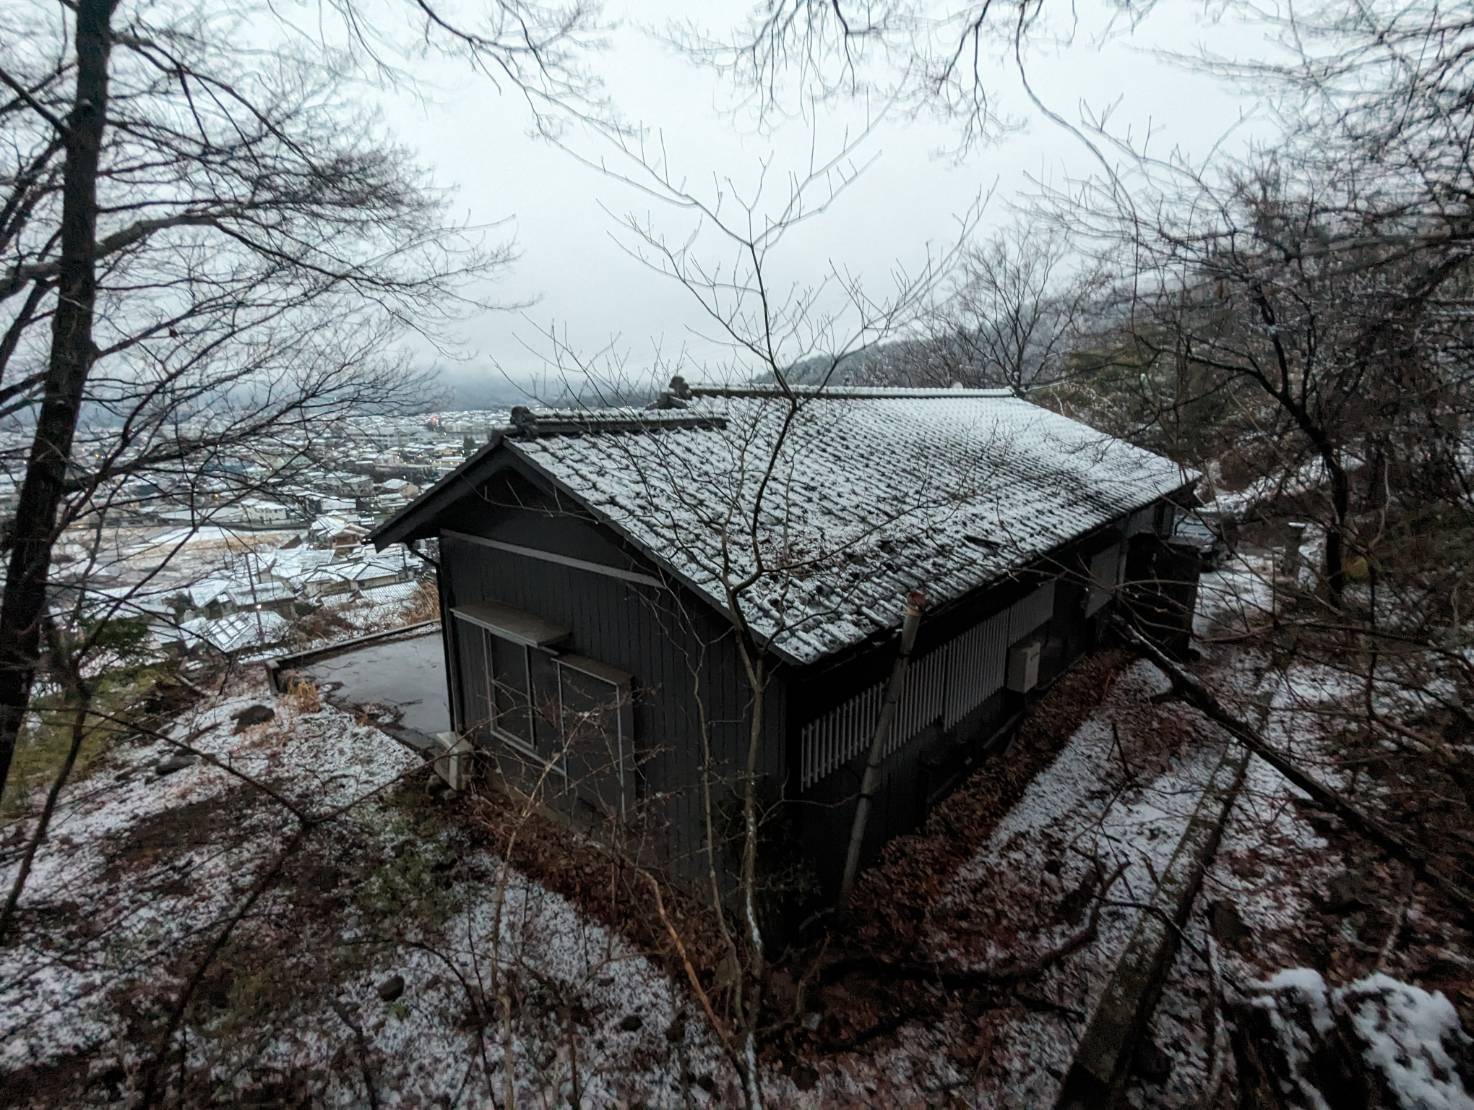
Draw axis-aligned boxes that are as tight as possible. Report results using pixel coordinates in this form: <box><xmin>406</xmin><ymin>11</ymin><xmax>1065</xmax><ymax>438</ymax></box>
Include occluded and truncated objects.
<box><xmin>619</xmin><ymin>1013</ymin><xmax>643</xmax><ymax>1032</ymax></box>
<box><xmin>1323</xmin><ymin>871</ymin><xmax>1369</xmax><ymax>912</ymax></box>
<box><xmin>377</xmin><ymin>974</ymin><xmax>405</xmax><ymax>1003</ymax></box>
<box><xmin>792</xmin><ymin>1064</ymin><xmax>820</xmax><ymax>1091</ymax></box>
<box><xmin>1210</xmin><ymin>898</ymin><xmax>1249</xmax><ymax>946</ymax></box>
<box><xmin>232</xmin><ymin>704</ymin><xmax>275</xmax><ymax>732</ymax></box>
<box><xmin>154</xmin><ymin>752</ymin><xmax>198</xmax><ymax>776</ymax></box>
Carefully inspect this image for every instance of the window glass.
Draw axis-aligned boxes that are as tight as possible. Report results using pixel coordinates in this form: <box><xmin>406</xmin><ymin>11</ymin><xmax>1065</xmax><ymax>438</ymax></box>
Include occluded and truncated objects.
<box><xmin>486</xmin><ymin>631</ymin><xmax>533</xmax><ymax>744</ymax></box>
<box><xmin>453</xmin><ymin>614</ymin><xmax>632</xmax><ymax>789</ymax></box>
<box><xmin>454</xmin><ymin>618</ymin><xmax>491</xmax><ymax>740</ymax></box>
<box><xmin>528</xmin><ymin>648</ymin><xmax>563</xmax><ymax>751</ymax></box>
<box><xmin>557</xmin><ymin>661</ymin><xmax>631</xmax><ymax>816</ymax></box>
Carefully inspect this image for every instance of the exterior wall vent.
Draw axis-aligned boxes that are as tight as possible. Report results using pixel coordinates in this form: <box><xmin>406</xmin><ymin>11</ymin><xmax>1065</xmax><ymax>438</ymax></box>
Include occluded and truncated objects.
<box><xmin>433</xmin><ymin>731</ymin><xmax>472</xmax><ymax>791</ymax></box>
<box><xmin>1005</xmin><ymin>639</ymin><xmax>1042</xmax><ymax>693</ymax></box>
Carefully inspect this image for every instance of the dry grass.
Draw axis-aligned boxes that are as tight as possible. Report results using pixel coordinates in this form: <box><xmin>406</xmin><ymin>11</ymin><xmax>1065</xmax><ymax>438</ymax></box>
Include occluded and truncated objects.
<box><xmin>284</xmin><ymin>676</ymin><xmax>322</xmax><ymax>715</ymax></box>
<box><xmin>402</xmin><ymin>579</ymin><xmax>440</xmax><ymax>624</ymax></box>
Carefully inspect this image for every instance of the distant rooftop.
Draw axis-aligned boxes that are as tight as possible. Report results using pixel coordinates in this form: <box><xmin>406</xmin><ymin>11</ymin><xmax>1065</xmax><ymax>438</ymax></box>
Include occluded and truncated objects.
<box><xmin>504</xmin><ymin>406</ymin><xmax>726</xmax><ymax>437</ymax></box>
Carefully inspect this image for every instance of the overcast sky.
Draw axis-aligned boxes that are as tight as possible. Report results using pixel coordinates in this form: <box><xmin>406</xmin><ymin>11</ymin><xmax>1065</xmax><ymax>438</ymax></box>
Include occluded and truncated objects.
<box><xmin>372</xmin><ymin>1</ymin><xmax>1275</xmax><ymax>397</ymax></box>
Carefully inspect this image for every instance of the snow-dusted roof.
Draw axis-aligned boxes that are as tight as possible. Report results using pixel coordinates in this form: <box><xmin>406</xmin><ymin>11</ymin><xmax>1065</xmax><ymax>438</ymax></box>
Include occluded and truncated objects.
<box><xmin>375</xmin><ymin>387</ymin><xmax>1194</xmax><ymax>664</ymax></box>
<box><xmin>185</xmin><ymin>578</ymin><xmax>234</xmax><ymax>607</ymax></box>
<box><xmin>302</xmin><ymin>553</ymin><xmax>406</xmax><ymax>584</ymax></box>
<box><xmin>171</xmin><ymin>611</ymin><xmax>289</xmax><ymax>654</ymax></box>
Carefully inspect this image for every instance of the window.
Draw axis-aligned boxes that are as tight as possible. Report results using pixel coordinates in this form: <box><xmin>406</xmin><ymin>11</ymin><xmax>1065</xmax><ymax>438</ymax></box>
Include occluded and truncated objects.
<box><xmin>555</xmin><ymin>656</ymin><xmax>634</xmax><ymax>818</ymax></box>
<box><xmin>486</xmin><ymin>630</ymin><xmax>534</xmax><ymax>744</ymax></box>
<box><xmin>452</xmin><ymin>602</ymin><xmax>570</xmax><ymax>754</ymax></box>
<box><xmin>451</xmin><ymin>607</ymin><xmax>633</xmax><ymax>811</ymax></box>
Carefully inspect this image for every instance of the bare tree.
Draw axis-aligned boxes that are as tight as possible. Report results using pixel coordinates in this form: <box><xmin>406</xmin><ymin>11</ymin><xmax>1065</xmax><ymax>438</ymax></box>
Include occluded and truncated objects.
<box><xmin>501</xmin><ymin>113</ymin><xmax>992</xmax><ymax>1105</ymax></box>
<box><xmin>0</xmin><ymin>0</ymin><xmax>615</xmax><ymax>798</ymax></box>
<box><xmin>671</xmin><ymin>0</ymin><xmax>1082</xmax><ymax>148</ymax></box>
<box><xmin>907</xmin><ymin>219</ymin><xmax>1108</xmax><ymax>393</ymax></box>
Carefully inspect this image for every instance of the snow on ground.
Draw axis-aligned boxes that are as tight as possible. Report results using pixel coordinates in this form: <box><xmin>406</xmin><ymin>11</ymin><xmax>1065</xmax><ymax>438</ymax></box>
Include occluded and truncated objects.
<box><xmin>1126</xmin><ymin>558</ymin><xmax>1474</xmax><ymax>1108</ymax></box>
<box><xmin>922</xmin><ymin>660</ymin><xmax>1227</xmax><ymax>1104</ymax></box>
<box><xmin>8</xmin><ymin>552</ymin><xmax>1466</xmax><ymax>1105</ymax></box>
<box><xmin>0</xmin><ymin>681</ymin><xmax>747</xmax><ymax>1106</ymax></box>
<box><xmin>0</xmin><ymin>686</ymin><xmax>418</xmax><ymax>1079</ymax></box>
<box><xmin>2</xmin><ymin>649</ymin><xmax>1243</xmax><ymax>1106</ymax></box>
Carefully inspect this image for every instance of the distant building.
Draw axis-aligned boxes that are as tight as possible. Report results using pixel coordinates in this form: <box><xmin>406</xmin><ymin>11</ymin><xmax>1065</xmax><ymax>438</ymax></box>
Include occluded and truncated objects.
<box><xmin>308</xmin><ymin>514</ymin><xmax>369</xmax><ymax>552</ymax></box>
<box><xmin>237</xmin><ymin>498</ymin><xmax>298</xmax><ymax>528</ymax></box>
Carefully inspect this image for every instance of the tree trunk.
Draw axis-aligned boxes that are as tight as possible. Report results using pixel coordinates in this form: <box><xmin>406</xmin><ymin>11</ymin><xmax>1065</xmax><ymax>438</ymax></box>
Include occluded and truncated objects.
<box><xmin>0</xmin><ymin>0</ymin><xmax>114</xmax><ymax>796</ymax></box>
<box><xmin>1324</xmin><ymin>451</ymin><xmax>1351</xmax><ymax>609</ymax></box>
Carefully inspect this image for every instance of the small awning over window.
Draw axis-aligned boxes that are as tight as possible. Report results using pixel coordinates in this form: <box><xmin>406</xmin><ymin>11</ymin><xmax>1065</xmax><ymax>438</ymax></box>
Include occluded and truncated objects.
<box><xmin>451</xmin><ymin>601</ymin><xmax>570</xmax><ymax>647</ymax></box>
<box><xmin>555</xmin><ymin>653</ymin><xmax>633</xmax><ymax>688</ymax></box>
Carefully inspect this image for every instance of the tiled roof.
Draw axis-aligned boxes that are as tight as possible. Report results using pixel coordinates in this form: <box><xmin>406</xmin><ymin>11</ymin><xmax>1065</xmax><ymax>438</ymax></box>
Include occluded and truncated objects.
<box><xmin>501</xmin><ymin>388</ymin><xmax>1194</xmax><ymax>664</ymax></box>
<box><xmin>174</xmin><ymin>611</ymin><xmax>289</xmax><ymax>654</ymax></box>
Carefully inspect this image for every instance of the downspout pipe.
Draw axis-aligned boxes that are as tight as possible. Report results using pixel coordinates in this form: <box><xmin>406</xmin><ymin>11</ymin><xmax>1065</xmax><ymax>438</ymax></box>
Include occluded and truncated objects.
<box><xmin>839</xmin><ymin>589</ymin><xmax>926</xmax><ymax>904</ymax></box>
<box><xmin>406</xmin><ymin>538</ymin><xmax>439</xmax><ymax>571</ymax></box>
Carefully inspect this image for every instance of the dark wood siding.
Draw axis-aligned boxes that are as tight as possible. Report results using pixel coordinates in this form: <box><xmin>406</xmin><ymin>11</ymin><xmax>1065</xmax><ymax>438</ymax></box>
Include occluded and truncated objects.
<box><xmin>783</xmin><ymin>510</ymin><xmax>1162</xmax><ymax>899</ymax></box>
<box><xmin>437</xmin><ymin>468</ymin><xmax>788</xmax><ymax>898</ymax></box>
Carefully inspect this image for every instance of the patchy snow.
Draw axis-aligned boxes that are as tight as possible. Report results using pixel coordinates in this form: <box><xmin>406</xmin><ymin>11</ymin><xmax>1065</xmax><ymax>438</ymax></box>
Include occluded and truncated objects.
<box><xmin>1127</xmin><ymin>553</ymin><xmax>1474</xmax><ymax>1108</ymax></box>
<box><xmin>0</xmin><ymin>680</ymin><xmax>754</xmax><ymax>1106</ymax></box>
<box><xmin>1244</xmin><ymin>969</ymin><xmax>1474</xmax><ymax>1110</ymax></box>
<box><xmin>910</xmin><ymin>659</ymin><xmax>1229</xmax><ymax>1101</ymax></box>
<box><xmin>1346</xmin><ymin>973</ymin><xmax>1474</xmax><ymax>1110</ymax></box>
<box><xmin>0</xmin><ymin>686</ymin><xmax>423</xmax><ymax>1079</ymax></box>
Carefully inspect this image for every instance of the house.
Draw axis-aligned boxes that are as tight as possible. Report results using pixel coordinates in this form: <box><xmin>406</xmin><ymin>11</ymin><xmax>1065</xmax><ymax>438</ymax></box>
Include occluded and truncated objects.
<box><xmin>238</xmin><ymin>498</ymin><xmax>297</xmax><ymax>528</ymax></box>
<box><xmin>225</xmin><ymin>580</ymin><xmax>296</xmax><ymax>615</ymax></box>
<box><xmin>308</xmin><ymin>513</ymin><xmax>369</xmax><ymax>552</ymax></box>
<box><xmin>262</xmin><ymin>547</ymin><xmax>334</xmax><ymax>592</ymax></box>
<box><xmin>297</xmin><ymin>551</ymin><xmax>412</xmax><ymax>599</ymax></box>
<box><xmin>369</xmin><ymin>384</ymin><xmax>1201</xmax><ymax>908</ymax></box>
<box><xmin>174</xmin><ymin>577</ymin><xmax>236</xmax><ymax>620</ymax></box>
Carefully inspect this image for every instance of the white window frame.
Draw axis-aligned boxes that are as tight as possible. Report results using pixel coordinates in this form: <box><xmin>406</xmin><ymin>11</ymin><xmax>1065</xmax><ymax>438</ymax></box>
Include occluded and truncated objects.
<box><xmin>451</xmin><ymin>612</ymin><xmax>633</xmax><ymax>789</ymax></box>
<box><xmin>553</xmin><ymin>656</ymin><xmax>634</xmax><ymax>821</ymax></box>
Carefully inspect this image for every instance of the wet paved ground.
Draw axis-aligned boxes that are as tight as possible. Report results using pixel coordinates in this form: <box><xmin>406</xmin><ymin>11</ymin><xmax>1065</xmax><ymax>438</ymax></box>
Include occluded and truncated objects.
<box><xmin>302</xmin><ymin>628</ymin><xmax>449</xmax><ymax>747</ymax></box>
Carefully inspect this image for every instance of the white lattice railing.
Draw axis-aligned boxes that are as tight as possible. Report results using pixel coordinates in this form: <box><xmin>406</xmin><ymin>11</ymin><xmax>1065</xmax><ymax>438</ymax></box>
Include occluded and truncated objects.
<box><xmin>798</xmin><ymin>581</ymin><xmax>1055</xmax><ymax>789</ymax></box>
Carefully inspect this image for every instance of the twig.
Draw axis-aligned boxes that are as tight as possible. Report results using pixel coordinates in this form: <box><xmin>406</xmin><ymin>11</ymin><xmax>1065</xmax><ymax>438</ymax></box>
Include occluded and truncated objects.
<box><xmin>329</xmin><ymin>996</ymin><xmax>382</xmax><ymax>1110</ymax></box>
<box><xmin>1374</xmin><ymin>867</ymin><xmax>1415</xmax><ymax>972</ymax></box>
<box><xmin>642</xmin><ymin>871</ymin><xmax>732</xmax><ymax>1046</ymax></box>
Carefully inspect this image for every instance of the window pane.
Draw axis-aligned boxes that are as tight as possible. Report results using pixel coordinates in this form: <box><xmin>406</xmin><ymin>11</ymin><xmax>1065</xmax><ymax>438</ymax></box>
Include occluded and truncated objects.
<box><xmin>558</xmin><ymin>664</ymin><xmax>628</xmax><ymax>815</ymax></box>
<box><xmin>454</xmin><ymin>618</ymin><xmax>491</xmax><ymax>741</ymax></box>
<box><xmin>486</xmin><ymin>632</ymin><xmax>532</xmax><ymax>744</ymax></box>
<box><xmin>528</xmin><ymin>648</ymin><xmax>562</xmax><ymax>752</ymax></box>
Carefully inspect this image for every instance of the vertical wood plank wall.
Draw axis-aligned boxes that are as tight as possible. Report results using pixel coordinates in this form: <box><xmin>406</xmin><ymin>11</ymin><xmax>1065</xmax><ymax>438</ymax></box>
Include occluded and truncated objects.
<box><xmin>440</xmin><ymin>528</ymin><xmax>786</xmax><ymax>894</ymax></box>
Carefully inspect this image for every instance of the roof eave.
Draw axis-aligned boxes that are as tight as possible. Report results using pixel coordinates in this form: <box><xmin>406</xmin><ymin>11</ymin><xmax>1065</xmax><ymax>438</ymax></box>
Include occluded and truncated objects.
<box><xmin>367</xmin><ymin>432</ymin><xmax>506</xmax><ymax>550</ymax></box>
<box><xmin>499</xmin><ymin>441</ymin><xmax>810</xmax><ymax>667</ymax></box>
